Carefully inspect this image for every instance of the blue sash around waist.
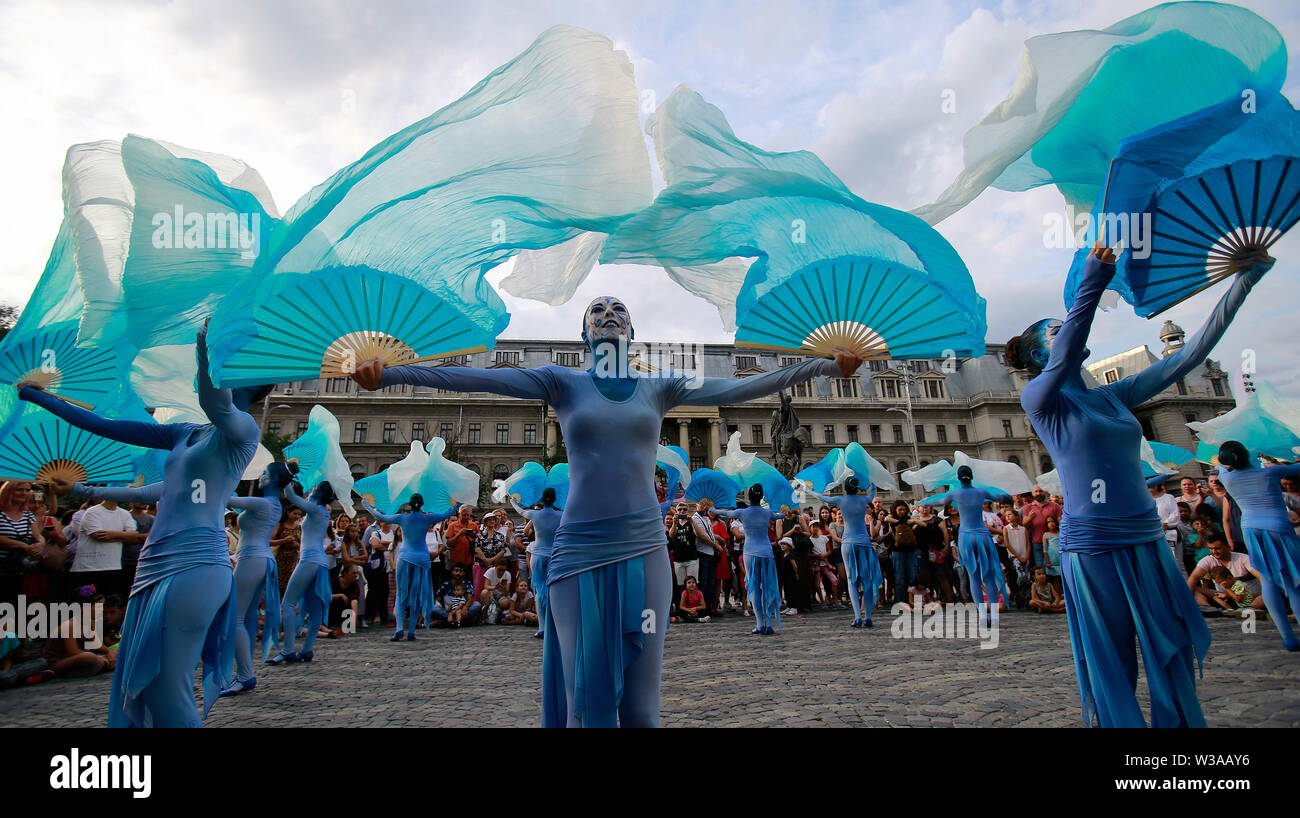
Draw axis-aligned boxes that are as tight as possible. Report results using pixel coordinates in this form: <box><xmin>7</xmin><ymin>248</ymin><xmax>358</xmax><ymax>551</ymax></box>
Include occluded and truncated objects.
<box><xmin>1060</xmin><ymin>510</ymin><xmax>1163</xmax><ymax>554</ymax></box>
<box><xmin>549</xmin><ymin>504</ymin><xmax>665</xmax><ymax>584</ymax></box>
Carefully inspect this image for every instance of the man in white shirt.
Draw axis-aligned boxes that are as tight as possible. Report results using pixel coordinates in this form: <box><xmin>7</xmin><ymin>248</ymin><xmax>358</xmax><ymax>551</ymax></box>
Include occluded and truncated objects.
<box><xmin>1186</xmin><ymin>533</ymin><xmax>1264</xmax><ymax>610</ymax></box>
<box><xmin>74</xmin><ymin>499</ymin><xmax>141</xmax><ymax>596</ymax></box>
<box><xmin>1150</xmin><ymin>480</ymin><xmax>1182</xmax><ymax>565</ymax></box>
<box><xmin>690</xmin><ymin>499</ymin><xmax>720</xmax><ymax>615</ymax></box>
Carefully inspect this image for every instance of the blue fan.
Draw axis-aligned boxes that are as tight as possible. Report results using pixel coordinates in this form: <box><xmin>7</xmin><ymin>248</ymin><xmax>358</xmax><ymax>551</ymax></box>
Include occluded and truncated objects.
<box><xmin>131</xmin><ymin>448</ymin><xmax>169</xmax><ymax>486</ymax></box>
<box><xmin>795</xmin><ymin>448</ymin><xmax>848</xmax><ymax>492</ymax></box>
<box><xmin>735</xmin><ymin>257</ymin><xmax>983</xmax><ymax>360</ymax></box>
<box><xmin>0</xmin><ymin>411</ymin><xmax>137</xmax><ymax>484</ymax></box>
<box><xmin>0</xmin><ymin>321</ymin><xmax>125</xmax><ymax>412</ymax></box>
<box><xmin>842</xmin><ymin>442</ymin><xmax>898</xmax><ymax>492</ymax></box>
<box><xmin>1073</xmin><ymin>94</ymin><xmax>1300</xmax><ymax>317</ymax></box>
<box><xmin>1142</xmin><ymin>441</ymin><xmax>1196</xmax><ymax>478</ymax></box>
<box><xmin>210</xmin><ymin>266</ymin><xmax>504</xmax><ymax>388</ymax></box>
<box><xmin>1188</xmin><ymin>380</ymin><xmax>1300</xmax><ymax>462</ymax></box>
<box><xmin>544</xmin><ymin>463</ymin><xmax>570</xmax><ymax>511</ymax></box>
<box><xmin>683</xmin><ymin>468</ymin><xmax>740</xmax><ymax>508</ymax></box>
<box><xmin>494</xmin><ymin>462</ymin><xmax>547</xmax><ymax>506</ymax></box>
<box><xmin>656</xmin><ymin>444</ymin><xmax>690</xmax><ymax>496</ymax></box>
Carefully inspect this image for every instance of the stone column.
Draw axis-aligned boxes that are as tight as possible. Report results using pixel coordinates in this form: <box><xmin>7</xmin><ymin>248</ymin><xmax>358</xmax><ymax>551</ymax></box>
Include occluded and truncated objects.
<box><xmin>545</xmin><ymin>420</ymin><xmax>559</xmax><ymax>455</ymax></box>
<box><xmin>677</xmin><ymin>418</ymin><xmax>691</xmax><ymax>452</ymax></box>
<box><xmin>708</xmin><ymin>418</ymin><xmax>723</xmax><ymax>462</ymax></box>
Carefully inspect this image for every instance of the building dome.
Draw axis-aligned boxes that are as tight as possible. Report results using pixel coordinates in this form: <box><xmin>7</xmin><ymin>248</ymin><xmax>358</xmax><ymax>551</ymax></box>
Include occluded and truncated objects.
<box><xmin>1159</xmin><ymin>320</ymin><xmax>1185</xmax><ymax>357</ymax></box>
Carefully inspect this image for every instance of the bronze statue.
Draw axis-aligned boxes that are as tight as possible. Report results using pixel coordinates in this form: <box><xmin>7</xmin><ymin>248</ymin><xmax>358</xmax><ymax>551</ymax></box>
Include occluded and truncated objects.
<box><xmin>770</xmin><ymin>390</ymin><xmax>810</xmax><ymax>478</ymax></box>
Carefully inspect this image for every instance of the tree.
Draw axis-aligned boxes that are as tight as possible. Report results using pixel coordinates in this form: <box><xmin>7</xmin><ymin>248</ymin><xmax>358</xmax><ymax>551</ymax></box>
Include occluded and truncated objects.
<box><xmin>0</xmin><ymin>303</ymin><xmax>19</xmax><ymax>341</ymax></box>
<box><xmin>261</xmin><ymin>430</ymin><xmax>294</xmax><ymax>462</ymax></box>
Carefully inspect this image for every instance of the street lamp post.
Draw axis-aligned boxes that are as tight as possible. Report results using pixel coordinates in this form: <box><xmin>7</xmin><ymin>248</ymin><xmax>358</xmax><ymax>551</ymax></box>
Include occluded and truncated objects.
<box><xmin>259</xmin><ymin>394</ymin><xmax>292</xmax><ymax>430</ymax></box>
<box><xmin>887</xmin><ymin>363</ymin><xmax>921</xmax><ymax>471</ymax></box>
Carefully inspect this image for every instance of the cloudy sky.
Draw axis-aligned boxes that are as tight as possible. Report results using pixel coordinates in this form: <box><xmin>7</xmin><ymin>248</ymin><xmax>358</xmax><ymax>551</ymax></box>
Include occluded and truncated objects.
<box><xmin>2</xmin><ymin>0</ymin><xmax>1298</xmax><ymax>395</ymax></box>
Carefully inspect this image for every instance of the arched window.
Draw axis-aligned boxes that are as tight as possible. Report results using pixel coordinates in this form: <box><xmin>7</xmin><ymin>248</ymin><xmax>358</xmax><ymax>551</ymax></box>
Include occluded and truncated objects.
<box><xmin>1040</xmin><ymin>455</ymin><xmax>1053</xmax><ymax>474</ymax></box>
<box><xmin>467</xmin><ymin>464</ymin><xmax>482</xmax><ymax>475</ymax></box>
<box><xmin>493</xmin><ymin>464</ymin><xmax>510</xmax><ymax>481</ymax></box>
<box><xmin>350</xmin><ymin>464</ymin><xmax>367</xmax><ymax>481</ymax></box>
<box><xmin>689</xmin><ymin>436</ymin><xmax>702</xmax><ymax>450</ymax></box>
<box><xmin>896</xmin><ymin>460</ymin><xmax>911</xmax><ymax>489</ymax></box>
<box><xmin>919</xmin><ymin>460</ymin><xmax>930</xmax><ymax>468</ymax></box>
<box><xmin>659</xmin><ymin>436</ymin><xmax>670</xmax><ymax>447</ymax></box>
<box><xmin>1008</xmin><ymin>455</ymin><xmax>1021</xmax><ymax>466</ymax></box>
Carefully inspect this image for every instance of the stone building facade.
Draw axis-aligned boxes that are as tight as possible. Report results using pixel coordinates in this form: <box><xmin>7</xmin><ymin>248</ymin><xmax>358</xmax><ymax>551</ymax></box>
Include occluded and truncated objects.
<box><xmin>262</xmin><ymin>326</ymin><xmax>1234</xmax><ymax>503</ymax></box>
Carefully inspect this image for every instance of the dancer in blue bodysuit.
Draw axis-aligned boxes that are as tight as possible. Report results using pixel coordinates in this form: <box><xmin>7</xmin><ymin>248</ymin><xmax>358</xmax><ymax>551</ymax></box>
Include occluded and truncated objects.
<box><xmin>269</xmin><ymin>481</ymin><xmax>336</xmax><ymax>663</ymax></box>
<box><xmin>1214</xmin><ymin>441</ymin><xmax>1300</xmax><ymax>650</ymax></box>
<box><xmin>350</xmin><ymin>296</ymin><xmax>862</xmax><ymax>727</ymax></box>
<box><xmin>20</xmin><ymin>326</ymin><xmax>261</xmax><ymax>727</ymax></box>
<box><xmin>919</xmin><ymin>467</ymin><xmax>1009</xmax><ymax>627</ymax></box>
<box><xmin>712</xmin><ymin>485</ymin><xmax>785</xmax><ymax>635</ymax></box>
<box><xmin>220</xmin><ymin>461</ymin><xmax>299</xmax><ymax>695</ymax></box>
<box><xmin>360</xmin><ymin>495</ymin><xmax>459</xmax><ymax>641</ymax></box>
<box><xmin>511</xmin><ymin>489</ymin><xmax>562</xmax><ymax>639</ymax></box>
<box><xmin>1011</xmin><ymin>243</ymin><xmax>1271</xmax><ymax>727</ymax></box>
<box><xmin>806</xmin><ymin>478</ymin><xmax>879</xmax><ymax>627</ymax></box>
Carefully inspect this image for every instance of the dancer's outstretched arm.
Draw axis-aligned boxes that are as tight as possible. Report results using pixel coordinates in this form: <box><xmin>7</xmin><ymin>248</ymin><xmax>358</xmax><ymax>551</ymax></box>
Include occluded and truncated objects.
<box><xmin>1108</xmin><ymin>257</ymin><xmax>1271</xmax><ymax>409</ymax></box>
<box><xmin>673</xmin><ymin>357</ymin><xmax>843</xmax><ymax>406</ymax></box>
<box><xmin>1023</xmin><ymin>248</ymin><xmax>1116</xmax><ymax>413</ymax></box>
<box><xmin>18</xmin><ymin>386</ymin><xmax>183</xmax><ymax>450</ymax></box>
<box><xmin>71</xmin><ymin>481</ymin><xmax>165</xmax><ymax>505</ymax></box>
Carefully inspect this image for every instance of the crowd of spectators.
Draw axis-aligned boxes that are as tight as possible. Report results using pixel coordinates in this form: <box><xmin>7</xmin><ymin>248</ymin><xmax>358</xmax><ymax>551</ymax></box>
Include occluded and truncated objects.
<box><xmin>4</xmin><ymin>464</ymin><xmax>1297</xmax><ymax>691</ymax></box>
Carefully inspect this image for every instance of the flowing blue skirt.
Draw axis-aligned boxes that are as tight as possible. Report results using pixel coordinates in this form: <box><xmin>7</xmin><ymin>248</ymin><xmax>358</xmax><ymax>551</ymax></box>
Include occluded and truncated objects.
<box><xmin>394</xmin><ymin>558</ymin><xmax>434</xmax><ymax>629</ymax></box>
<box><xmin>1242</xmin><ymin>527</ymin><xmax>1300</xmax><ymax>592</ymax></box>
<box><xmin>841</xmin><ymin>542</ymin><xmax>882</xmax><ymax>615</ymax></box>
<box><xmin>1061</xmin><ymin>539</ymin><xmax>1209</xmax><ymax>728</ymax></box>
<box><xmin>258</xmin><ymin>557</ymin><xmax>282</xmax><ymax>662</ymax></box>
<box><xmin>108</xmin><ymin>528</ymin><xmax>237</xmax><ymax>728</ymax></box>
<box><xmin>957</xmin><ymin>530</ymin><xmax>1007</xmax><ymax>603</ymax></box>
<box><xmin>532</xmin><ymin>553</ymin><xmax>552</xmax><ymax>634</ymax></box>
<box><xmin>744</xmin><ymin>554</ymin><xmax>782</xmax><ymax>629</ymax></box>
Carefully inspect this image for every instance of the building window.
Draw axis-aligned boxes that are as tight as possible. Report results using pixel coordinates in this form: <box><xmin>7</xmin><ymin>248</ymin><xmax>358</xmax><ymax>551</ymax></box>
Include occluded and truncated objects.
<box><xmin>892</xmin><ymin>424</ymin><xmax>904</xmax><ymax>444</ymax></box>
<box><xmin>689</xmin><ymin>436</ymin><xmax>702</xmax><ymax>450</ymax></box>
<box><xmin>325</xmin><ymin>377</ymin><xmax>350</xmax><ymax>393</ymax></box>
<box><xmin>1103</xmin><ymin>369</ymin><xmax>1119</xmax><ymax>385</ymax></box>
<box><xmin>726</xmin><ymin>424</ymin><xmax>738</xmax><ymax>438</ymax></box>
<box><xmin>439</xmin><ymin>422</ymin><xmax>454</xmax><ymax>440</ymax></box>
<box><xmin>793</xmin><ymin>381</ymin><xmax>810</xmax><ymax>398</ymax></box>
<box><xmin>467</xmin><ymin>423</ymin><xmax>481</xmax><ymax>444</ymax></box>
<box><xmin>957</xmin><ymin>425</ymin><xmax>968</xmax><ymax>443</ymax></box>
<box><xmin>1001</xmin><ymin>419</ymin><xmax>1014</xmax><ymax>439</ymax></box>
<box><xmin>834</xmin><ymin>378</ymin><xmax>859</xmax><ymax>399</ymax></box>
<box><xmin>380</xmin><ymin>383</ymin><xmax>407</xmax><ymax>395</ymax></box>
<box><xmin>1175</xmin><ymin>378</ymin><xmax>1188</xmax><ymax>396</ymax></box>
<box><xmin>493</xmin><ymin>464</ymin><xmax>510</xmax><ymax>481</ymax></box>
<box><xmin>382</xmin><ymin>422</ymin><xmax>396</xmax><ymax>444</ymax></box>
<box><xmin>411</xmin><ymin>422</ymin><xmax>425</xmax><ymax>440</ymax></box>
<box><xmin>495</xmin><ymin>351</ymin><xmax>520</xmax><ymax>366</ymax></box>
<box><xmin>353</xmin><ymin>422</ymin><xmax>368</xmax><ymax>444</ymax></box>
<box><xmin>870</xmin><ymin>425</ymin><xmax>882</xmax><ymax>444</ymax></box>
<box><xmin>1008</xmin><ymin>455</ymin><xmax>1021</xmax><ymax>466</ymax></box>
<box><xmin>846</xmin><ymin>425</ymin><xmax>859</xmax><ymax>443</ymax></box>
<box><xmin>779</xmin><ymin>356</ymin><xmax>803</xmax><ymax>368</ymax></box>
<box><xmin>922</xmin><ymin>379</ymin><xmax>944</xmax><ymax>399</ymax></box>
<box><xmin>914</xmin><ymin>425</ymin><xmax>926</xmax><ymax>444</ymax></box>
<box><xmin>879</xmin><ymin>378</ymin><xmax>899</xmax><ymax>399</ymax></box>
<box><xmin>1211</xmin><ymin>378</ymin><xmax>1224</xmax><ymax>397</ymax></box>
<box><xmin>496</xmin><ymin>423</ymin><xmax>510</xmax><ymax>444</ymax></box>
<box><xmin>296</xmin><ymin>421</ymin><xmax>308</xmax><ymax>438</ymax></box>
<box><xmin>936</xmin><ymin>425</ymin><xmax>947</xmax><ymax>443</ymax></box>
<box><xmin>824</xmin><ymin>425</ymin><xmax>836</xmax><ymax>444</ymax></box>
<box><xmin>735</xmin><ymin>355</ymin><xmax>757</xmax><ymax>370</ymax></box>
<box><xmin>555</xmin><ymin>352</ymin><xmax>581</xmax><ymax>368</ymax></box>
<box><xmin>869</xmin><ymin>360</ymin><xmax>885</xmax><ymax>372</ymax></box>
<box><xmin>671</xmin><ymin>352</ymin><xmax>696</xmax><ymax>371</ymax></box>
<box><xmin>1040</xmin><ymin>455</ymin><xmax>1053</xmax><ymax>473</ymax></box>
<box><xmin>1184</xmin><ymin>412</ymin><xmax>1197</xmax><ymax>424</ymax></box>
<box><xmin>267</xmin><ymin>421</ymin><xmax>281</xmax><ymax>436</ymax></box>
<box><xmin>752</xmin><ymin>425</ymin><xmax>764</xmax><ymax>445</ymax></box>
<box><xmin>523</xmin><ymin>424</ymin><xmax>537</xmax><ymax>444</ymax></box>
<box><xmin>442</xmin><ymin>355</ymin><xmax>469</xmax><ymax>366</ymax></box>
<box><xmin>897</xmin><ymin>461</ymin><xmax>911</xmax><ymax>489</ymax></box>
<box><xmin>689</xmin><ymin>456</ymin><xmax>705</xmax><ymax>471</ymax></box>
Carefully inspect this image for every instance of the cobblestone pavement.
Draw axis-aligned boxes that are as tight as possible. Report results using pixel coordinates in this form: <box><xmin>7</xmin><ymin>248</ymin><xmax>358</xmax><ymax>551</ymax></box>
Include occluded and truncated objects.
<box><xmin>4</xmin><ymin>607</ymin><xmax>1298</xmax><ymax>727</ymax></box>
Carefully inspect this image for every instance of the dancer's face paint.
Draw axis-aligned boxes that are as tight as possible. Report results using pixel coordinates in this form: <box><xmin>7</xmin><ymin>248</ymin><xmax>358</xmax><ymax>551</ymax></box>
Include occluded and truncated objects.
<box><xmin>582</xmin><ymin>296</ymin><xmax>633</xmax><ymax>345</ymax></box>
